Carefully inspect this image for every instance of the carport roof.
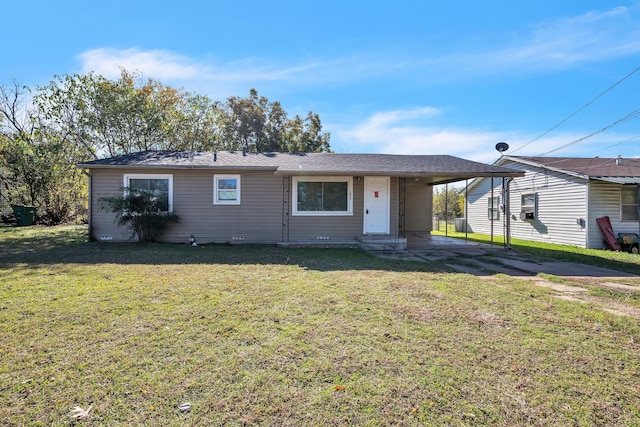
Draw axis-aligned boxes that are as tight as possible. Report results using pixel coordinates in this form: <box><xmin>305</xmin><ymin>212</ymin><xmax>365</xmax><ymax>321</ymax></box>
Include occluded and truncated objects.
<box><xmin>79</xmin><ymin>150</ymin><xmax>523</xmax><ymax>185</ymax></box>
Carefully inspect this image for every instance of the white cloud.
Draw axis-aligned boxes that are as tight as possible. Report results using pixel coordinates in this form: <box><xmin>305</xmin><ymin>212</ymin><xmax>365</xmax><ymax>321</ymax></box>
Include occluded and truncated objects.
<box><xmin>334</xmin><ymin>107</ymin><xmax>640</xmax><ymax>163</ymax></box>
<box><xmin>474</xmin><ymin>4</ymin><xmax>640</xmax><ymax>71</ymax></box>
<box><xmin>78</xmin><ymin>48</ymin><xmax>202</xmax><ymax>80</ymax></box>
<box><xmin>405</xmin><ymin>4</ymin><xmax>640</xmax><ymax>82</ymax></box>
<box><xmin>335</xmin><ymin>107</ymin><xmax>508</xmax><ymax>162</ymax></box>
<box><xmin>70</xmin><ymin>5</ymin><xmax>640</xmax><ymax>164</ymax></box>
<box><xmin>357</xmin><ymin>107</ymin><xmax>442</xmax><ymax>128</ymax></box>
<box><xmin>76</xmin><ymin>4</ymin><xmax>640</xmax><ymax>93</ymax></box>
<box><xmin>76</xmin><ymin>47</ymin><xmax>346</xmax><ymax>99</ymax></box>
<box><xmin>77</xmin><ymin>48</ymin><xmax>333</xmax><ymax>84</ymax></box>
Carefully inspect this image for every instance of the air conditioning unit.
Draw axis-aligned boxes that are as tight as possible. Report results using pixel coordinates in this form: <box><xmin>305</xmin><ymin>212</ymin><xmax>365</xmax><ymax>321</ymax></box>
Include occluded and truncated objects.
<box><xmin>520</xmin><ymin>206</ymin><xmax>535</xmax><ymax>220</ymax></box>
<box><xmin>520</xmin><ymin>211</ymin><xmax>535</xmax><ymax>220</ymax></box>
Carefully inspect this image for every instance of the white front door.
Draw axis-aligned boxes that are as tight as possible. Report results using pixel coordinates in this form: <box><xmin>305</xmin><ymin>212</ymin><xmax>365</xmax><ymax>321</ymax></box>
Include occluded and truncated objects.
<box><xmin>364</xmin><ymin>176</ymin><xmax>390</xmax><ymax>234</ymax></box>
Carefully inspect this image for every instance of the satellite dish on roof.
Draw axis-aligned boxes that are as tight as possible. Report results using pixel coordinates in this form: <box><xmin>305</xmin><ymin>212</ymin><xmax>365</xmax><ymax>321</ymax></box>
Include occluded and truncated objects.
<box><xmin>495</xmin><ymin>142</ymin><xmax>509</xmax><ymax>153</ymax></box>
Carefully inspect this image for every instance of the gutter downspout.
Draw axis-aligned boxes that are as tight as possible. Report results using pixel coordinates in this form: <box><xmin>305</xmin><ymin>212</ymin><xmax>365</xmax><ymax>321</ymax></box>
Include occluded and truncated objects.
<box><xmin>585</xmin><ymin>180</ymin><xmax>591</xmax><ymax>249</ymax></box>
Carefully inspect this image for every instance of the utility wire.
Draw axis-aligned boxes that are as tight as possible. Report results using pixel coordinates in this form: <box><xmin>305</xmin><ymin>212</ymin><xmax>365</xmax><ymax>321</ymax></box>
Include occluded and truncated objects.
<box><xmin>599</xmin><ymin>133</ymin><xmax>640</xmax><ymax>153</ymax></box>
<box><xmin>510</xmin><ymin>65</ymin><xmax>640</xmax><ymax>155</ymax></box>
<box><xmin>538</xmin><ymin>107</ymin><xmax>640</xmax><ymax>155</ymax></box>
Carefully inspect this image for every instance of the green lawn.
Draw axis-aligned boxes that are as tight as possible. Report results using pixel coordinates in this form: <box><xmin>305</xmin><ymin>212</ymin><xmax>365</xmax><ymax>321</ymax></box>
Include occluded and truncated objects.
<box><xmin>1</xmin><ymin>226</ymin><xmax>639</xmax><ymax>426</ymax></box>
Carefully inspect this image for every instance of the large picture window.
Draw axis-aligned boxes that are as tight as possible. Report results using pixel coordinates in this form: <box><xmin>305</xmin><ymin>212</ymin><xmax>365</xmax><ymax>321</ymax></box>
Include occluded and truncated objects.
<box><xmin>124</xmin><ymin>174</ymin><xmax>173</xmax><ymax>212</ymax></box>
<box><xmin>621</xmin><ymin>186</ymin><xmax>639</xmax><ymax>221</ymax></box>
<box><xmin>214</xmin><ymin>174</ymin><xmax>241</xmax><ymax>205</ymax></box>
<box><xmin>292</xmin><ymin>176</ymin><xmax>353</xmax><ymax>216</ymax></box>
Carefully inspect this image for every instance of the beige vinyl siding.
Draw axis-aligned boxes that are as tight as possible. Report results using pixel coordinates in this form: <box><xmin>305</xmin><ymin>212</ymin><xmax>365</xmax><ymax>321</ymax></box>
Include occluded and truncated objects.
<box><xmin>287</xmin><ymin>177</ymin><xmax>364</xmax><ymax>241</ymax></box>
<box><xmin>588</xmin><ymin>180</ymin><xmax>639</xmax><ymax>249</ymax></box>
<box><xmin>89</xmin><ymin>168</ymin><xmax>283</xmax><ymax>243</ymax></box>
<box><xmin>404</xmin><ymin>182</ymin><xmax>432</xmax><ymax>232</ymax></box>
<box><xmin>90</xmin><ymin>169</ymin><xmax>136</xmax><ymax>241</ymax></box>
<box><xmin>91</xmin><ymin>170</ymin><xmax>407</xmax><ymax>243</ymax></box>
<box><xmin>390</xmin><ymin>177</ymin><xmax>399</xmax><ymax>236</ymax></box>
<box><xmin>172</xmin><ymin>170</ymin><xmax>283</xmax><ymax>243</ymax></box>
<box><xmin>286</xmin><ymin>177</ymin><xmax>400</xmax><ymax>241</ymax></box>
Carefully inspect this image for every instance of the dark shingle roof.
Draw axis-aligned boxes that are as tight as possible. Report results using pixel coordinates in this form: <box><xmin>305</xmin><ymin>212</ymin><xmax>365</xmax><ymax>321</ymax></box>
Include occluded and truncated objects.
<box><xmin>79</xmin><ymin>151</ymin><xmax>523</xmax><ymax>184</ymax></box>
<box><xmin>502</xmin><ymin>156</ymin><xmax>640</xmax><ymax>181</ymax></box>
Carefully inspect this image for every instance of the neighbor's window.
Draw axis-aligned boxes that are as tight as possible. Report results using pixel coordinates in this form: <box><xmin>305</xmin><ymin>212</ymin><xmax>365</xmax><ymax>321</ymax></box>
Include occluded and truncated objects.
<box><xmin>124</xmin><ymin>174</ymin><xmax>173</xmax><ymax>212</ymax></box>
<box><xmin>292</xmin><ymin>176</ymin><xmax>353</xmax><ymax>216</ymax></box>
<box><xmin>214</xmin><ymin>174</ymin><xmax>241</xmax><ymax>205</ymax></box>
<box><xmin>521</xmin><ymin>193</ymin><xmax>536</xmax><ymax>209</ymax></box>
<box><xmin>621</xmin><ymin>186</ymin><xmax>639</xmax><ymax>221</ymax></box>
<box><xmin>488</xmin><ymin>196</ymin><xmax>500</xmax><ymax>220</ymax></box>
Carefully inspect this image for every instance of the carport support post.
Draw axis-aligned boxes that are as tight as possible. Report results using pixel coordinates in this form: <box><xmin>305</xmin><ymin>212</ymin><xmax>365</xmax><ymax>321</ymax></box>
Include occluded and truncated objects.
<box><xmin>445</xmin><ymin>183</ymin><xmax>448</xmax><ymax>237</ymax></box>
<box><xmin>490</xmin><ymin>178</ymin><xmax>494</xmax><ymax>245</ymax></box>
<box><xmin>465</xmin><ymin>179</ymin><xmax>469</xmax><ymax>241</ymax></box>
<box><xmin>504</xmin><ymin>177</ymin><xmax>512</xmax><ymax>249</ymax></box>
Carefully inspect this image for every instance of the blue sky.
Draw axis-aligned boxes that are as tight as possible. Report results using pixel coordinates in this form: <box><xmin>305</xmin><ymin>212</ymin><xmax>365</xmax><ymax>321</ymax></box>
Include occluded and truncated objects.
<box><xmin>3</xmin><ymin>1</ymin><xmax>640</xmax><ymax>163</ymax></box>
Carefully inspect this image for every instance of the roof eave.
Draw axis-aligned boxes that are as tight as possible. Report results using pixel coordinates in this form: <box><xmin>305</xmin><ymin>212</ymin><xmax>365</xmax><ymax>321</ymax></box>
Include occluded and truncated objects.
<box><xmin>501</xmin><ymin>156</ymin><xmax>589</xmax><ymax>179</ymax></box>
<box><xmin>276</xmin><ymin>170</ymin><xmax>524</xmax><ymax>177</ymax></box>
<box><xmin>77</xmin><ymin>164</ymin><xmax>279</xmax><ymax>171</ymax></box>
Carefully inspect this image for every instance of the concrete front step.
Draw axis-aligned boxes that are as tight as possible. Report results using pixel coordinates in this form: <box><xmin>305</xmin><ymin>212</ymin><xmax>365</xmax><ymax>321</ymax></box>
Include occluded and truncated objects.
<box><xmin>358</xmin><ymin>237</ymin><xmax>407</xmax><ymax>252</ymax></box>
<box><xmin>277</xmin><ymin>237</ymin><xmax>407</xmax><ymax>252</ymax></box>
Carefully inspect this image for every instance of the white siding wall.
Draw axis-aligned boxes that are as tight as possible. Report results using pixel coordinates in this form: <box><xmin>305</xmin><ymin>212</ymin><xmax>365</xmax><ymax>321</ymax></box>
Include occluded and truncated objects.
<box><xmin>465</xmin><ymin>177</ymin><xmax>507</xmax><ymax>238</ymax></box>
<box><xmin>467</xmin><ymin>161</ymin><xmax>590</xmax><ymax>247</ymax></box>
<box><xmin>588</xmin><ymin>181</ymin><xmax>640</xmax><ymax>249</ymax></box>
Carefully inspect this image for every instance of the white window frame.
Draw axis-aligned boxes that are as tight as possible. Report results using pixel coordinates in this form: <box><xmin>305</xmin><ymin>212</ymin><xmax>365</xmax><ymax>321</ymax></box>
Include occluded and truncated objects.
<box><xmin>621</xmin><ymin>186</ymin><xmax>639</xmax><ymax>221</ymax></box>
<box><xmin>521</xmin><ymin>193</ymin><xmax>536</xmax><ymax>209</ymax></box>
<box><xmin>123</xmin><ymin>173</ymin><xmax>173</xmax><ymax>212</ymax></box>
<box><xmin>488</xmin><ymin>196</ymin><xmax>500</xmax><ymax>220</ymax></box>
<box><xmin>292</xmin><ymin>176</ymin><xmax>353</xmax><ymax>216</ymax></box>
<box><xmin>214</xmin><ymin>174</ymin><xmax>241</xmax><ymax>205</ymax></box>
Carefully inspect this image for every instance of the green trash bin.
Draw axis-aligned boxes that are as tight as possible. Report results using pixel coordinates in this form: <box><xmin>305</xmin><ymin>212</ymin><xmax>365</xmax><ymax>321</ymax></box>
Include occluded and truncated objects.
<box><xmin>12</xmin><ymin>205</ymin><xmax>37</xmax><ymax>226</ymax></box>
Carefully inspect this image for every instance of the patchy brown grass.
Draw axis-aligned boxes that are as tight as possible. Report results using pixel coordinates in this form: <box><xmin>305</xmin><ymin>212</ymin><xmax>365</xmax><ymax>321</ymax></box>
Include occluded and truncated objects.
<box><xmin>1</xmin><ymin>226</ymin><xmax>639</xmax><ymax>426</ymax></box>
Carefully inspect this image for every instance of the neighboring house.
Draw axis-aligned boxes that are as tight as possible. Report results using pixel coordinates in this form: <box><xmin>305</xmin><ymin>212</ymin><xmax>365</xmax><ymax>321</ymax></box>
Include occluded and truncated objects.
<box><xmin>78</xmin><ymin>151</ymin><xmax>522</xmax><ymax>249</ymax></box>
<box><xmin>465</xmin><ymin>155</ymin><xmax>640</xmax><ymax>249</ymax></box>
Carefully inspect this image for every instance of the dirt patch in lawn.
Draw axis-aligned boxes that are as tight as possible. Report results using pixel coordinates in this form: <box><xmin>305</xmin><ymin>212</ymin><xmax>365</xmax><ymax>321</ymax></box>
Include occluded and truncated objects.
<box><xmin>441</xmin><ymin>256</ymin><xmax>640</xmax><ymax>318</ymax></box>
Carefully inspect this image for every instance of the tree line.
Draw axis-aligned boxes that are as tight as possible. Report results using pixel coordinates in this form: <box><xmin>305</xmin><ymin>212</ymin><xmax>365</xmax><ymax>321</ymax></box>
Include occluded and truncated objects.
<box><xmin>0</xmin><ymin>69</ymin><xmax>331</xmax><ymax>224</ymax></box>
<box><xmin>432</xmin><ymin>186</ymin><xmax>464</xmax><ymax>219</ymax></box>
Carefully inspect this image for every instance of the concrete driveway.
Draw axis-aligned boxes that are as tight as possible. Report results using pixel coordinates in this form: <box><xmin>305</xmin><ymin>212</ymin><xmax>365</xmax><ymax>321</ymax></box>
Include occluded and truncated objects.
<box><xmin>398</xmin><ymin>234</ymin><xmax>637</xmax><ymax>278</ymax></box>
<box><xmin>373</xmin><ymin>234</ymin><xmax>640</xmax><ymax>317</ymax></box>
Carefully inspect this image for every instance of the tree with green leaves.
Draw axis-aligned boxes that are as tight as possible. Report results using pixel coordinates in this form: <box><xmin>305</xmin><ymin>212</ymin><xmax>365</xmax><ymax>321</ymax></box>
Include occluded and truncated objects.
<box><xmin>1</xmin><ymin>70</ymin><xmax>331</xmax><ymax>225</ymax></box>
<box><xmin>433</xmin><ymin>185</ymin><xmax>463</xmax><ymax>219</ymax></box>
<box><xmin>220</xmin><ymin>88</ymin><xmax>331</xmax><ymax>153</ymax></box>
<box><xmin>0</xmin><ymin>80</ymin><xmax>87</xmax><ymax>223</ymax></box>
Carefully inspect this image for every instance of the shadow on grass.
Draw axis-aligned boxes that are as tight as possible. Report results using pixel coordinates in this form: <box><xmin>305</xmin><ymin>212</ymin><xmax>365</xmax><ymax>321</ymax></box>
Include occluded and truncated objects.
<box><xmin>0</xmin><ymin>226</ymin><xmax>444</xmax><ymax>273</ymax></box>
